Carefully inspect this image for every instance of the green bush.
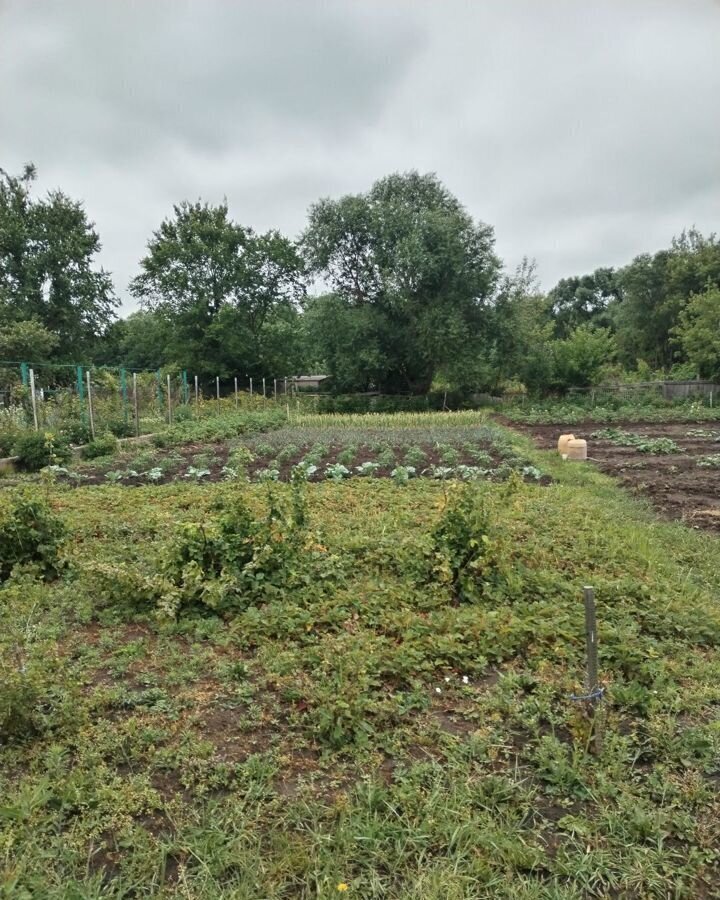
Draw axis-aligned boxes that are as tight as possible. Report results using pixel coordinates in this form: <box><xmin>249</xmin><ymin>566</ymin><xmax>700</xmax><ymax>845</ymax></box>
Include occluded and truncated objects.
<box><xmin>13</xmin><ymin>431</ymin><xmax>71</xmax><ymax>472</ymax></box>
<box><xmin>105</xmin><ymin>417</ymin><xmax>135</xmax><ymax>438</ymax></box>
<box><xmin>430</xmin><ymin>486</ymin><xmax>504</xmax><ymax>603</ymax></box>
<box><xmin>157</xmin><ymin>482</ymin><xmax>313</xmax><ymax>619</ymax></box>
<box><xmin>80</xmin><ymin>432</ymin><xmax>118</xmax><ymax>460</ymax></box>
<box><xmin>60</xmin><ymin>420</ymin><xmax>91</xmax><ymax>445</ymax></box>
<box><xmin>0</xmin><ymin>489</ymin><xmax>66</xmax><ymax>582</ymax></box>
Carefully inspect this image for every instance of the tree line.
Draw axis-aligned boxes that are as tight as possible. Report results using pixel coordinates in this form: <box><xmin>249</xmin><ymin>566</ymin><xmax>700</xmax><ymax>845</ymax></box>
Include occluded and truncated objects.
<box><xmin>2</xmin><ymin>163</ymin><xmax>719</xmax><ymax>394</ymax></box>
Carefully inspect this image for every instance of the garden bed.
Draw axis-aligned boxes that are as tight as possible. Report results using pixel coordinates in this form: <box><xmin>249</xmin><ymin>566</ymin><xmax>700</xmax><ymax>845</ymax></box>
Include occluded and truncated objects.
<box><xmin>516</xmin><ymin>421</ymin><xmax>720</xmax><ymax>530</ymax></box>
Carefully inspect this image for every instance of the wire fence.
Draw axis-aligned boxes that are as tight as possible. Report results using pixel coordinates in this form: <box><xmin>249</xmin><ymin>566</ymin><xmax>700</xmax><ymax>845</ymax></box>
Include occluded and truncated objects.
<box><xmin>0</xmin><ymin>361</ymin><xmax>300</xmax><ymax>447</ymax></box>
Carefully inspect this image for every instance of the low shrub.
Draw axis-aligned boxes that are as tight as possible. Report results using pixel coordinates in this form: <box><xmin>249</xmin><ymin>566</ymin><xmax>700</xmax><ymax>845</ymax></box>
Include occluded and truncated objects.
<box><xmin>80</xmin><ymin>432</ymin><xmax>118</xmax><ymax>460</ymax></box>
<box><xmin>13</xmin><ymin>431</ymin><xmax>71</xmax><ymax>471</ymax></box>
<box><xmin>0</xmin><ymin>489</ymin><xmax>66</xmax><ymax>582</ymax></box>
<box><xmin>430</xmin><ymin>486</ymin><xmax>505</xmax><ymax>603</ymax></box>
<box><xmin>155</xmin><ymin>482</ymin><xmax>321</xmax><ymax>619</ymax></box>
<box><xmin>105</xmin><ymin>417</ymin><xmax>135</xmax><ymax>438</ymax></box>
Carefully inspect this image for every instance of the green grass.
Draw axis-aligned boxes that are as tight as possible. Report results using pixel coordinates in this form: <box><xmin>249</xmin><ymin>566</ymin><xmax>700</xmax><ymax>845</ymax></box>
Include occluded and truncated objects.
<box><xmin>1</xmin><ymin>421</ymin><xmax>719</xmax><ymax>897</ymax></box>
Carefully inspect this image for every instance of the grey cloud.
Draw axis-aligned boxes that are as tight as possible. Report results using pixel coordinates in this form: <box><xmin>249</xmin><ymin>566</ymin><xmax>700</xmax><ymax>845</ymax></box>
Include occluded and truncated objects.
<box><xmin>1</xmin><ymin>0</ymin><xmax>719</xmax><ymax>310</ymax></box>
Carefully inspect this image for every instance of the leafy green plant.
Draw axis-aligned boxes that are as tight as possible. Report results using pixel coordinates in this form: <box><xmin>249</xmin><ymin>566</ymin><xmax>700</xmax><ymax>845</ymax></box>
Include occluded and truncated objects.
<box><xmin>463</xmin><ymin>445</ymin><xmax>493</xmax><ymax>466</ymax></box>
<box><xmin>355</xmin><ymin>461</ymin><xmax>380</xmax><ymax>476</ymax></box>
<box><xmin>430</xmin><ymin>486</ymin><xmax>503</xmax><ymax>603</ymax></box>
<box><xmin>437</xmin><ymin>444</ymin><xmax>460</xmax><ymax>466</ymax></box>
<box><xmin>336</xmin><ymin>446</ymin><xmax>358</xmax><ymax>467</ymax></box>
<box><xmin>157</xmin><ymin>487</ymin><xmax>313</xmax><ymax>619</ymax></box>
<box><xmin>377</xmin><ymin>446</ymin><xmax>396</xmax><ymax>467</ymax></box>
<box><xmin>591</xmin><ymin>428</ymin><xmax>680</xmax><ymax>454</ymax></box>
<box><xmin>325</xmin><ymin>463</ymin><xmax>350</xmax><ymax>482</ymax></box>
<box><xmin>521</xmin><ymin>465</ymin><xmax>543</xmax><ymax>480</ymax></box>
<box><xmin>13</xmin><ymin>431</ymin><xmax>71</xmax><ymax>472</ymax></box>
<box><xmin>424</xmin><ymin>464</ymin><xmax>454</xmax><ymax>479</ymax></box>
<box><xmin>183</xmin><ymin>466</ymin><xmax>211</xmax><ymax>480</ymax></box>
<box><xmin>0</xmin><ymin>489</ymin><xmax>66</xmax><ymax>581</ymax></box>
<box><xmin>80</xmin><ymin>432</ymin><xmax>118</xmax><ymax>460</ymax></box>
<box><xmin>403</xmin><ymin>445</ymin><xmax>427</xmax><ymax>467</ymax></box>
<box><xmin>390</xmin><ymin>465</ymin><xmax>416</xmax><ymax>484</ymax></box>
<box><xmin>697</xmin><ymin>454</ymin><xmax>720</xmax><ymax>468</ymax></box>
<box><xmin>293</xmin><ymin>461</ymin><xmax>318</xmax><ymax>478</ymax></box>
<box><xmin>276</xmin><ymin>443</ymin><xmax>300</xmax><ymax>464</ymax></box>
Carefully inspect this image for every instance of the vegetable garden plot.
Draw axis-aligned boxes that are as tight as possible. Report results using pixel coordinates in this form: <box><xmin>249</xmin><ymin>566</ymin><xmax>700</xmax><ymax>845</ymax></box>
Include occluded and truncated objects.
<box><xmin>517</xmin><ymin>421</ymin><xmax>720</xmax><ymax>530</ymax></box>
<box><xmin>1</xmin><ymin>421</ymin><xmax>552</xmax><ymax>487</ymax></box>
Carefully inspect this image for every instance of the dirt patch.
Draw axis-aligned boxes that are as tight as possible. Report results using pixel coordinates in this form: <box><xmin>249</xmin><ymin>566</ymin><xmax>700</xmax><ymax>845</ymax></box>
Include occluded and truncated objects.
<box><xmin>516</xmin><ymin>421</ymin><xmax>720</xmax><ymax>531</ymax></box>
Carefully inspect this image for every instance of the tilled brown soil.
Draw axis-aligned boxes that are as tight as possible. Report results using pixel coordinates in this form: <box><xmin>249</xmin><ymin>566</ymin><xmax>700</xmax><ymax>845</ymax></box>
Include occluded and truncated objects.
<box><xmin>514</xmin><ymin>421</ymin><xmax>720</xmax><ymax>531</ymax></box>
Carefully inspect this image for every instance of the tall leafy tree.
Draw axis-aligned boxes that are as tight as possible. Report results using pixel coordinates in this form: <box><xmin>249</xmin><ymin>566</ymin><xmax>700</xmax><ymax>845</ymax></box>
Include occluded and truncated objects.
<box><xmin>130</xmin><ymin>202</ymin><xmax>306</xmax><ymax>378</ymax></box>
<box><xmin>547</xmin><ymin>267</ymin><xmax>620</xmax><ymax>337</ymax></box>
<box><xmin>303</xmin><ymin>172</ymin><xmax>501</xmax><ymax>393</ymax></box>
<box><xmin>674</xmin><ymin>285</ymin><xmax>720</xmax><ymax>380</ymax></box>
<box><xmin>0</xmin><ymin>164</ymin><xmax>117</xmax><ymax>360</ymax></box>
<box><xmin>613</xmin><ymin>230</ymin><xmax>720</xmax><ymax>369</ymax></box>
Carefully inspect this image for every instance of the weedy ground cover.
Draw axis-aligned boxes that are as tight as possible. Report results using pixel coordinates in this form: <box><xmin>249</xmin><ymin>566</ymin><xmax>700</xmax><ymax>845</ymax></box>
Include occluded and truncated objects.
<box><xmin>1</xmin><ymin>422</ymin><xmax>719</xmax><ymax>898</ymax></box>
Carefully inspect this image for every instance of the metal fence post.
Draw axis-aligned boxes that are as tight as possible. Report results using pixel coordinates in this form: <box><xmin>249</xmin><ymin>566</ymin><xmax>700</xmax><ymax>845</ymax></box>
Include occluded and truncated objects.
<box><xmin>28</xmin><ymin>368</ymin><xmax>39</xmax><ymax>430</ymax></box>
<box><xmin>583</xmin><ymin>586</ymin><xmax>602</xmax><ymax>754</ymax></box>
<box><xmin>234</xmin><ymin>376</ymin><xmax>238</xmax><ymax>408</ymax></box>
<box><xmin>86</xmin><ymin>370</ymin><xmax>95</xmax><ymax>439</ymax></box>
<box><xmin>216</xmin><ymin>376</ymin><xmax>221</xmax><ymax>414</ymax></box>
<box><xmin>166</xmin><ymin>374</ymin><xmax>172</xmax><ymax>424</ymax></box>
<box><xmin>133</xmin><ymin>372</ymin><xmax>140</xmax><ymax>437</ymax></box>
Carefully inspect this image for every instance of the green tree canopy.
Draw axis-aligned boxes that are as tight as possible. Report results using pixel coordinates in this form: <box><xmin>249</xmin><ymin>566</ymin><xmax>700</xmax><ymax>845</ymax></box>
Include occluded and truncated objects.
<box><xmin>0</xmin><ymin>163</ymin><xmax>117</xmax><ymax>360</ymax></box>
<box><xmin>130</xmin><ymin>201</ymin><xmax>306</xmax><ymax>378</ymax></box>
<box><xmin>302</xmin><ymin>171</ymin><xmax>501</xmax><ymax>393</ymax></box>
<box><xmin>674</xmin><ymin>285</ymin><xmax>720</xmax><ymax>381</ymax></box>
<box><xmin>547</xmin><ymin>267</ymin><xmax>620</xmax><ymax>337</ymax></box>
<box><xmin>613</xmin><ymin>230</ymin><xmax>720</xmax><ymax>369</ymax></box>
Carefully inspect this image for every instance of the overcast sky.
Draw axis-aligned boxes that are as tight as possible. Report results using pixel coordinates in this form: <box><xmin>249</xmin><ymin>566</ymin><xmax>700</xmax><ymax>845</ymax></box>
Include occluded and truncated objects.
<box><xmin>2</xmin><ymin>0</ymin><xmax>719</xmax><ymax>312</ymax></box>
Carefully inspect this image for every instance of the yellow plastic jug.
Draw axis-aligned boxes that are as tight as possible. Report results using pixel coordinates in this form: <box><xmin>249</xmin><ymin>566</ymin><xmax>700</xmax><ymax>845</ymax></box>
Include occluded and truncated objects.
<box><xmin>557</xmin><ymin>433</ymin><xmax>575</xmax><ymax>455</ymax></box>
<box><xmin>566</xmin><ymin>438</ymin><xmax>587</xmax><ymax>461</ymax></box>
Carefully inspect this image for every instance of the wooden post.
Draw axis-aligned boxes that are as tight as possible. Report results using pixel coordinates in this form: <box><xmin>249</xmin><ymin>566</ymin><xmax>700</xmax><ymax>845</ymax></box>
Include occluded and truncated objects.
<box><xmin>583</xmin><ymin>586</ymin><xmax>602</xmax><ymax>754</ymax></box>
<box><xmin>86</xmin><ymin>370</ymin><xmax>95</xmax><ymax>439</ymax></box>
<box><xmin>234</xmin><ymin>376</ymin><xmax>238</xmax><ymax>408</ymax></box>
<box><xmin>216</xmin><ymin>376</ymin><xmax>221</xmax><ymax>414</ymax></box>
<box><xmin>194</xmin><ymin>374</ymin><xmax>199</xmax><ymax>408</ymax></box>
<box><xmin>166</xmin><ymin>374</ymin><xmax>172</xmax><ymax>424</ymax></box>
<box><xmin>284</xmin><ymin>376</ymin><xmax>287</xmax><ymax>397</ymax></box>
<box><xmin>273</xmin><ymin>378</ymin><xmax>277</xmax><ymax>400</ymax></box>
<box><xmin>29</xmin><ymin>368</ymin><xmax>39</xmax><ymax>431</ymax></box>
<box><xmin>133</xmin><ymin>373</ymin><xmax>140</xmax><ymax>437</ymax></box>
<box><xmin>262</xmin><ymin>377</ymin><xmax>266</xmax><ymax>400</ymax></box>
<box><xmin>249</xmin><ymin>377</ymin><xmax>253</xmax><ymax>397</ymax></box>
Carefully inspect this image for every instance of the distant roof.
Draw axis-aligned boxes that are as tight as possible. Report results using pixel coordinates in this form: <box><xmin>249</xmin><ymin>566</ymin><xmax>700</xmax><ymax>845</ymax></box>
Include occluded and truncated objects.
<box><xmin>294</xmin><ymin>375</ymin><xmax>329</xmax><ymax>382</ymax></box>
